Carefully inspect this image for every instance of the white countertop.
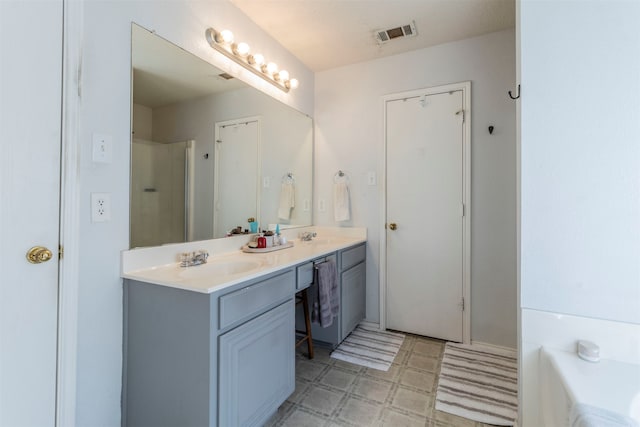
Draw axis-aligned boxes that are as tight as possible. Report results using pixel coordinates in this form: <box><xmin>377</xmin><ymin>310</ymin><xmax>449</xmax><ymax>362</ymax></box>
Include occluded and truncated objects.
<box><xmin>121</xmin><ymin>227</ymin><xmax>366</xmax><ymax>294</ymax></box>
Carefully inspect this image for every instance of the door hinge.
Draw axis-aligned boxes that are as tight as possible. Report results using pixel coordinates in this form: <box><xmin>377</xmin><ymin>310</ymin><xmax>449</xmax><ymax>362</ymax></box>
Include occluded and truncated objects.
<box><xmin>461</xmin><ymin>297</ymin><xmax>465</xmax><ymax>311</ymax></box>
<box><xmin>460</xmin><ymin>203</ymin><xmax>465</xmax><ymax>217</ymax></box>
<box><xmin>456</xmin><ymin>109</ymin><xmax>465</xmax><ymax>123</ymax></box>
<box><xmin>58</xmin><ymin>245</ymin><xmax>64</xmax><ymax>260</ymax></box>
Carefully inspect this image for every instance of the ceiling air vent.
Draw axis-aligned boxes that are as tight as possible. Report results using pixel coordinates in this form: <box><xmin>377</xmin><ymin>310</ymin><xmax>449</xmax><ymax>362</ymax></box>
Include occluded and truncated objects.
<box><xmin>218</xmin><ymin>73</ymin><xmax>234</xmax><ymax>80</ymax></box>
<box><xmin>374</xmin><ymin>21</ymin><xmax>418</xmax><ymax>45</ymax></box>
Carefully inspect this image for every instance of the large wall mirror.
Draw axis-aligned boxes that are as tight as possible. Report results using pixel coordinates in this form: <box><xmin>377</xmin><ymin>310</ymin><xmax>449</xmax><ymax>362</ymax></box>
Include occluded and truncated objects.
<box><xmin>130</xmin><ymin>24</ymin><xmax>313</xmax><ymax>248</ymax></box>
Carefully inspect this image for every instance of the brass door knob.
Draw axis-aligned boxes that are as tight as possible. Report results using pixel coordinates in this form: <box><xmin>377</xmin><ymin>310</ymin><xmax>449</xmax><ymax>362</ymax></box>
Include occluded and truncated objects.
<box><xmin>389</xmin><ymin>223</ymin><xmax>397</xmax><ymax>231</ymax></box>
<box><xmin>26</xmin><ymin>246</ymin><xmax>53</xmax><ymax>264</ymax></box>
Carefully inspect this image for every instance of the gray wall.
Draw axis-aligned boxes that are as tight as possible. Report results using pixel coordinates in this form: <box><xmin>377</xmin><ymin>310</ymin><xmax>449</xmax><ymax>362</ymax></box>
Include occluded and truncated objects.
<box><xmin>314</xmin><ymin>29</ymin><xmax>517</xmax><ymax>348</ymax></box>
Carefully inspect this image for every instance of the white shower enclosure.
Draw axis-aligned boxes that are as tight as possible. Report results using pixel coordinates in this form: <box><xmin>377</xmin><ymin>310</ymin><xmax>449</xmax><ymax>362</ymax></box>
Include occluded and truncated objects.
<box><xmin>130</xmin><ymin>138</ymin><xmax>195</xmax><ymax>248</ymax></box>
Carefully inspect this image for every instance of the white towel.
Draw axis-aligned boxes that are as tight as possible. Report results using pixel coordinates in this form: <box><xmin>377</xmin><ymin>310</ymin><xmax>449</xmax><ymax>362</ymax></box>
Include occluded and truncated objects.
<box><xmin>278</xmin><ymin>182</ymin><xmax>295</xmax><ymax>220</ymax></box>
<box><xmin>333</xmin><ymin>181</ymin><xmax>350</xmax><ymax>222</ymax></box>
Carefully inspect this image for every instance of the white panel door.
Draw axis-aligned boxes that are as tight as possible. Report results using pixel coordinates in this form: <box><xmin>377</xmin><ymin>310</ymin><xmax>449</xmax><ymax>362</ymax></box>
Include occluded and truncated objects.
<box><xmin>214</xmin><ymin>120</ymin><xmax>259</xmax><ymax>237</ymax></box>
<box><xmin>386</xmin><ymin>90</ymin><xmax>464</xmax><ymax>342</ymax></box>
<box><xmin>0</xmin><ymin>1</ymin><xmax>62</xmax><ymax>425</ymax></box>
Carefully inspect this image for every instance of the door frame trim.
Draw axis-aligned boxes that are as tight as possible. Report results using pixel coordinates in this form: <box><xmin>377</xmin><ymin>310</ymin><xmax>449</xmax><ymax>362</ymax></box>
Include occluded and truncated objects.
<box><xmin>379</xmin><ymin>81</ymin><xmax>471</xmax><ymax>344</ymax></box>
<box><xmin>57</xmin><ymin>0</ymin><xmax>83</xmax><ymax>424</ymax></box>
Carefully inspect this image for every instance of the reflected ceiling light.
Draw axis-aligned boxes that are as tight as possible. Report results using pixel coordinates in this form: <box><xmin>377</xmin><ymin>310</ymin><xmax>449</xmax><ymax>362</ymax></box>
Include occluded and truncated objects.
<box><xmin>205</xmin><ymin>27</ymin><xmax>298</xmax><ymax>93</ymax></box>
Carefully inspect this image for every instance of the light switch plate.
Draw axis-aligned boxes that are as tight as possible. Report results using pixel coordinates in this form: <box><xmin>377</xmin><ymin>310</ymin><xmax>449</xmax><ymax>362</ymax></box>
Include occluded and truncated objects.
<box><xmin>92</xmin><ymin>133</ymin><xmax>113</xmax><ymax>163</ymax></box>
<box><xmin>367</xmin><ymin>171</ymin><xmax>377</xmax><ymax>186</ymax></box>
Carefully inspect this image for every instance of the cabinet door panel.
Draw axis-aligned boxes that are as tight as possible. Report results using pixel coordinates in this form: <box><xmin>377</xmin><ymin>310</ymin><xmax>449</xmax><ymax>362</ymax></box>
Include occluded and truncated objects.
<box><xmin>341</xmin><ymin>262</ymin><xmax>366</xmax><ymax>339</ymax></box>
<box><xmin>219</xmin><ymin>299</ymin><xmax>294</xmax><ymax>427</ymax></box>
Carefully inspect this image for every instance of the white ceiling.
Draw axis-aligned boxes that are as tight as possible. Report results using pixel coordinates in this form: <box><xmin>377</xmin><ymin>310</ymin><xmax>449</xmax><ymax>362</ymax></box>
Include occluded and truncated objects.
<box><xmin>230</xmin><ymin>0</ymin><xmax>515</xmax><ymax>71</ymax></box>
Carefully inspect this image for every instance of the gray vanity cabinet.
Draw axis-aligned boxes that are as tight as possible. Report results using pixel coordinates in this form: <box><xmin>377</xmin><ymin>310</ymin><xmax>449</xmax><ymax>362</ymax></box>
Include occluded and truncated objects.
<box><xmin>219</xmin><ymin>299</ymin><xmax>294</xmax><ymax>426</ymax></box>
<box><xmin>340</xmin><ymin>261</ymin><xmax>366</xmax><ymax>339</ymax></box>
<box><xmin>296</xmin><ymin>243</ymin><xmax>366</xmax><ymax>347</ymax></box>
<box><xmin>123</xmin><ymin>269</ymin><xmax>295</xmax><ymax>427</ymax></box>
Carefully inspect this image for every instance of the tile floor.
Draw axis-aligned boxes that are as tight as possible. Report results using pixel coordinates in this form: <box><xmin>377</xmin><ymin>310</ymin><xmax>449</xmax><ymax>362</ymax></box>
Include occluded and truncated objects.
<box><xmin>266</xmin><ymin>334</ymin><xmax>494</xmax><ymax>427</ymax></box>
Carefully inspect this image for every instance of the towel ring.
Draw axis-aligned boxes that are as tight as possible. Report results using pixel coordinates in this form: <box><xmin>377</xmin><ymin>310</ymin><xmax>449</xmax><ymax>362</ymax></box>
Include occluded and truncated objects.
<box><xmin>282</xmin><ymin>172</ymin><xmax>295</xmax><ymax>184</ymax></box>
<box><xmin>334</xmin><ymin>170</ymin><xmax>349</xmax><ymax>183</ymax></box>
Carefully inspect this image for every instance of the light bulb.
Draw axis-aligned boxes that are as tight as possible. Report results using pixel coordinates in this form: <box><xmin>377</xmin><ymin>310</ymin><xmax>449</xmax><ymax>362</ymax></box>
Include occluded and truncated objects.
<box><xmin>287</xmin><ymin>78</ymin><xmax>299</xmax><ymax>89</ymax></box>
<box><xmin>265</xmin><ymin>62</ymin><xmax>278</xmax><ymax>75</ymax></box>
<box><xmin>215</xmin><ymin>29</ymin><xmax>234</xmax><ymax>44</ymax></box>
<box><xmin>275</xmin><ymin>70</ymin><xmax>289</xmax><ymax>82</ymax></box>
<box><xmin>233</xmin><ymin>42</ymin><xmax>250</xmax><ymax>57</ymax></box>
<box><xmin>248</xmin><ymin>53</ymin><xmax>264</xmax><ymax>66</ymax></box>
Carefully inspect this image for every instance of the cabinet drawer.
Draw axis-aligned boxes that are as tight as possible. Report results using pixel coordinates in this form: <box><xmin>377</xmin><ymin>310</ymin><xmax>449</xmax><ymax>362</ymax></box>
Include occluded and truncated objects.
<box><xmin>219</xmin><ymin>270</ymin><xmax>294</xmax><ymax>330</ymax></box>
<box><xmin>296</xmin><ymin>262</ymin><xmax>314</xmax><ymax>290</ymax></box>
<box><xmin>340</xmin><ymin>244</ymin><xmax>366</xmax><ymax>271</ymax></box>
<box><xmin>296</xmin><ymin>254</ymin><xmax>337</xmax><ymax>290</ymax></box>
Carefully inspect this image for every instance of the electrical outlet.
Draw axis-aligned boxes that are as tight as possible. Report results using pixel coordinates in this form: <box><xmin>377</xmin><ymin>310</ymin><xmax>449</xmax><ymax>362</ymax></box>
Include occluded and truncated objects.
<box><xmin>318</xmin><ymin>198</ymin><xmax>326</xmax><ymax>212</ymax></box>
<box><xmin>91</xmin><ymin>193</ymin><xmax>111</xmax><ymax>222</ymax></box>
<box><xmin>303</xmin><ymin>199</ymin><xmax>310</xmax><ymax>212</ymax></box>
<box><xmin>263</xmin><ymin>176</ymin><xmax>270</xmax><ymax>188</ymax></box>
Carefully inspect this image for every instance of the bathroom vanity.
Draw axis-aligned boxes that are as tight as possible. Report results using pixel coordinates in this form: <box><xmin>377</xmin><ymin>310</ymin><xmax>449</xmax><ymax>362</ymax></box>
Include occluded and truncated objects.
<box><xmin>122</xmin><ymin>228</ymin><xmax>366</xmax><ymax>427</ymax></box>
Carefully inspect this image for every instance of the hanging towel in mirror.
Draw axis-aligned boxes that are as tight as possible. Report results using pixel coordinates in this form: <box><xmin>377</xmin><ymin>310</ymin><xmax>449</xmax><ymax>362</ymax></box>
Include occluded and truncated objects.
<box><xmin>278</xmin><ymin>182</ymin><xmax>295</xmax><ymax>220</ymax></box>
<box><xmin>334</xmin><ymin>181</ymin><xmax>350</xmax><ymax>222</ymax></box>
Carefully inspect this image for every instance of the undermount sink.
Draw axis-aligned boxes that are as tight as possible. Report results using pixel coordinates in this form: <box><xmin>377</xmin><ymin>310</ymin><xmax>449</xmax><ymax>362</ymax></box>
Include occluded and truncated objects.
<box><xmin>179</xmin><ymin>258</ymin><xmax>264</xmax><ymax>279</ymax></box>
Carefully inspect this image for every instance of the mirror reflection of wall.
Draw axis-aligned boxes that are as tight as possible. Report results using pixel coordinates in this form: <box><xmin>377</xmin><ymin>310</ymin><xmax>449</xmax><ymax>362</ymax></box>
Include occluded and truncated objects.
<box><xmin>130</xmin><ymin>24</ymin><xmax>312</xmax><ymax>248</ymax></box>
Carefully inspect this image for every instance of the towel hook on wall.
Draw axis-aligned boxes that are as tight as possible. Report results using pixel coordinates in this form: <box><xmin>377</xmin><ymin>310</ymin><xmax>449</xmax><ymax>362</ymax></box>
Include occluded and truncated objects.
<box><xmin>508</xmin><ymin>84</ymin><xmax>521</xmax><ymax>100</ymax></box>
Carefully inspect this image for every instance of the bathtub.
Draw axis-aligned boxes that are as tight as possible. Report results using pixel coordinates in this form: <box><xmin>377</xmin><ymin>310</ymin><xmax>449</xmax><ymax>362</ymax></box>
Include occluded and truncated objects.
<box><xmin>540</xmin><ymin>347</ymin><xmax>640</xmax><ymax>426</ymax></box>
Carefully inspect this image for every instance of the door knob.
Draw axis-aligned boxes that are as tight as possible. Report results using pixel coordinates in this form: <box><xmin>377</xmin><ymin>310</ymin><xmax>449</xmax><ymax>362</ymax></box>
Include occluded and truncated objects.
<box><xmin>388</xmin><ymin>223</ymin><xmax>397</xmax><ymax>231</ymax></box>
<box><xmin>26</xmin><ymin>246</ymin><xmax>53</xmax><ymax>264</ymax></box>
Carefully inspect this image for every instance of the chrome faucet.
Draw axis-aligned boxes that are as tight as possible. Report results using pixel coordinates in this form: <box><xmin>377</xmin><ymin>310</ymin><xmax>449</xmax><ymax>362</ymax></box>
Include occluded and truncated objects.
<box><xmin>179</xmin><ymin>250</ymin><xmax>209</xmax><ymax>267</ymax></box>
<box><xmin>299</xmin><ymin>231</ymin><xmax>317</xmax><ymax>241</ymax></box>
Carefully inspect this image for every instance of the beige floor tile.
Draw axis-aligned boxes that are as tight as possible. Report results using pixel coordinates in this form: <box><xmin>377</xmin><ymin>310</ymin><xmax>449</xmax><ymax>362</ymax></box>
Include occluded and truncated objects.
<box><xmin>351</xmin><ymin>377</ymin><xmax>393</xmax><ymax>403</ymax></box>
<box><xmin>393</xmin><ymin>349</ymin><xmax>409</xmax><ymax>365</ymax></box>
<box><xmin>287</xmin><ymin>379</ymin><xmax>310</xmax><ymax>403</ymax></box>
<box><xmin>297</xmin><ymin>359</ymin><xmax>328</xmax><ymax>381</ymax></box>
<box><xmin>281</xmin><ymin>407</ymin><xmax>328</xmax><ymax>427</ymax></box>
<box><xmin>407</xmin><ymin>353</ymin><xmax>439</xmax><ymax>372</ymax></box>
<box><xmin>332</xmin><ymin>358</ymin><xmax>366</xmax><ymax>373</ymax></box>
<box><xmin>399</xmin><ymin>368</ymin><xmax>436</xmax><ymax>392</ymax></box>
<box><xmin>391</xmin><ymin>386</ymin><xmax>432</xmax><ymax>416</ymax></box>
<box><xmin>412</xmin><ymin>341</ymin><xmax>443</xmax><ymax>358</ymax></box>
<box><xmin>379</xmin><ymin>408</ymin><xmax>427</xmax><ymax>427</ymax></box>
<box><xmin>320</xmin><ymin>367</ymin><xmax>358</xmax><ymax>391</ymax></box>
<box><xmin>363</xmin><ymin>364</ymin><xmax>401</xmax><ymax>381</ymax></box>
<box><xmin>300</xmin><ymin>386</ymin><xmax>345</xmax><ymax>416</ymax></box>
<box><xmin>336</xmin><ymin>396</ymin><xmax>382</xmax><ymax>426</ymax></box>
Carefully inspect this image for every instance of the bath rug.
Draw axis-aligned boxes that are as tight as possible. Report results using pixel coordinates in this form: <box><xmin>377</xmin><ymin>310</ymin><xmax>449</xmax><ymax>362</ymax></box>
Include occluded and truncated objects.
<box><xmin>435</xmin><ymin>342</ymin><xmax>518</xmax><ymax>426</ymax></box>
<box><xmin>330</xmin><ymin>324</ymin><xmax>404</xmax><ymax>371</ymax></box>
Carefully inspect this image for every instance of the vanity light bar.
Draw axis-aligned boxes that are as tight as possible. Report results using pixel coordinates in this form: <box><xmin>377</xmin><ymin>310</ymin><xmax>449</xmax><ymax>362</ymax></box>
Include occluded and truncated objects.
<box><xmin>205</xmin><ymin>27</ymin><xmax>299</xmax><ymax>93</ymax></box>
